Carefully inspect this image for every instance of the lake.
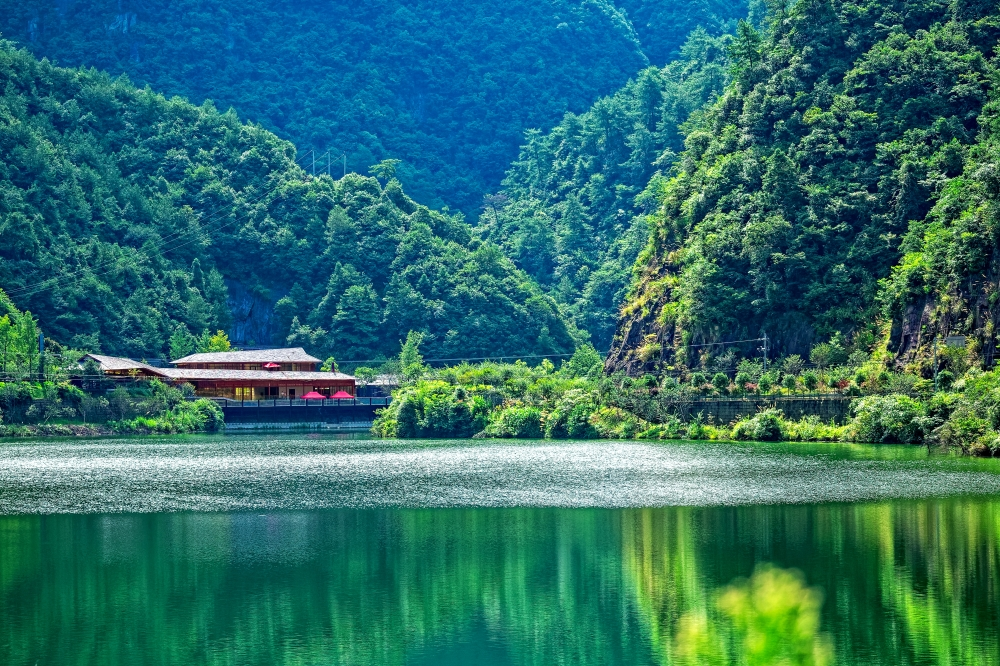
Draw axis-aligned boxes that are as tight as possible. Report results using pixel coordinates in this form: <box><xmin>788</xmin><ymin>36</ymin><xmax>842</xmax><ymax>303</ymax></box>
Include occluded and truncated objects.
<box><xmin>0</xmin><ymin>435</ymin><xmax>998</xmax><ymax>665</ymax></box>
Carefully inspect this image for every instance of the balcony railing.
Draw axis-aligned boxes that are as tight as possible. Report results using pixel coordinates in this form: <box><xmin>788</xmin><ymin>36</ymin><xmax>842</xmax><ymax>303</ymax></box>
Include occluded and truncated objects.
<box><xmin>207</xmin><ymin>397</ymin><xmax>392</xmax><ymax>408</ymax></box>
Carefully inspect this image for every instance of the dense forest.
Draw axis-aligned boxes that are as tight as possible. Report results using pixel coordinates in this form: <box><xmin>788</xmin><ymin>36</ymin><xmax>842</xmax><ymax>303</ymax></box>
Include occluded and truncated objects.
<box><xmin>482</xmin><ymin>29</ymin><xmax>734</xmax><ymax>350</ymax></box>
<box><xmin>0</xmin><ymin>43</ymin><xmax>576</xmax><ymax>361</ymax></box>
<box><xmin>605</xmin><ymin>0</ymin><xmax>1000</xmax><ymax>377</ymax></box>
<box><xmin>0</xmin><ymin>0</ymin><xmax>746</xmax><ymax>217</ymax></box>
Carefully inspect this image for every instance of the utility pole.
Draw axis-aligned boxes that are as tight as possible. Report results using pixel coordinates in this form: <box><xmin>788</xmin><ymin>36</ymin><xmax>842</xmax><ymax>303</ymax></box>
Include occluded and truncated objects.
<box><xmin>933</xmin><ymin>336</ymin><xmax>939</xmax><ymax>391</ymax></box>
<box><xmin>38</xmin><ymin>331</ymin><xmax>44</xmax><ymax>381</ymax></box>
<box><xmin>342</xmin><ymin>152</ymin><xmax>347</xmax><ymax>178</ymax></box>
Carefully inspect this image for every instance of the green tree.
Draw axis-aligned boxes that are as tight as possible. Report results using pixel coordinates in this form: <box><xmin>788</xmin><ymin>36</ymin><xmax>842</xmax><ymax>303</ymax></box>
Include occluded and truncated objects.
<box><xmin>16</xmin><ymin>311</ymin><xmax>39</xmax><ymax>379</ymax></box>
<box><xmin>728</xmin><ymin>19</ymin><xmax>762</xmax><ymax>78</ymax></box>
<box><xmin>169</xmin><ymin>324</ymin><xmax>196</xmax><ymax>361</ymax></box>
<box><xmin>0</xmin><ymin>315</ymin><xmax>13</xmax><ymax>376</ymax></box>
<box><xmin>369</xmin><ymin>159</ymin><xmax>401</xmax><ymax>183</ymax></box>
<box><xmin>333</xmin><ymin>285</ymin><xmax>381</xmax><ymax>359</ymax></box>
<box><xmin>198</xmin><ymin>330</ymin><xmax>232</xmax><ymax>353</ymax></box>
<box><xmin>399</xmin><ymin>331</ymin><xmax>427</xmax><ymax>381</ymax></box>
<box><xmin>712</xmin><ymin>372</ymin><xmax>729</xmax><ymax>393</ymax></box>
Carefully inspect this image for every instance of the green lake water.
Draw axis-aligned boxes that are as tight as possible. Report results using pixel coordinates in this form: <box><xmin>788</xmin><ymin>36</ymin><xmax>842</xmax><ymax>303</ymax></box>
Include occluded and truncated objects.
<box><xmin>0</xmin><ymin>435</ymin><xmax>999</xmax><ymax>664</ymax></box>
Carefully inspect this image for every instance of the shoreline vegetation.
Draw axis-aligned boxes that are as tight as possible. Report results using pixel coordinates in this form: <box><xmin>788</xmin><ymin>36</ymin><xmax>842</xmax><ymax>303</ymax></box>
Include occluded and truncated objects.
<box><xmin>1</xmin><ymin>323</ymin><xmax>998</xmax><ymax>458</ymax></box>
<box><xmin>369</xmin><ymin>335</ymin><xmax>998</xmax><ymax>457</ymax></box>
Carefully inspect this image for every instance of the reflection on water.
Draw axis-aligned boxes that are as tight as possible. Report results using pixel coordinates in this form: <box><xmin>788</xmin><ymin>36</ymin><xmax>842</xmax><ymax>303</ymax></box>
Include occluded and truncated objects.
<box><xmin>1</xmin><ymin>500</ymin><xmax>999</xmax><ymax>665</ymax></box>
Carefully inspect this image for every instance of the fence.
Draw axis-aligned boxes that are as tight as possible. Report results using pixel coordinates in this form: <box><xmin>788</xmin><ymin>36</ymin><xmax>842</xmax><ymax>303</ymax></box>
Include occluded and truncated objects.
<box><xmin>608</xmin><ymin>392</ymin><xmax>856</xmax><ymax>425</ymax></box>
<box><xmin>215</xmin><ymin>397</ymin><xmax>392</xmax><ymax>426</ymax></box>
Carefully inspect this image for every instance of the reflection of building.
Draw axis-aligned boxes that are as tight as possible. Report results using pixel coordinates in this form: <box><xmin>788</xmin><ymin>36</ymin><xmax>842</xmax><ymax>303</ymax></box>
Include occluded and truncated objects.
<box><xmin>86</xmin><ymin>348</ymin><xmax>356</xmax><ymax>399</ymax></box>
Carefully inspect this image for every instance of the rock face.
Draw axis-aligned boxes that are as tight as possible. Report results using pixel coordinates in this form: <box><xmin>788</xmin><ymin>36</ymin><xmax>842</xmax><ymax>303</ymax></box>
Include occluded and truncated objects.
<box><xmin>603</xmin><ymin>258</ymin><xmax>675</xmax><ymax>377</ymax></box>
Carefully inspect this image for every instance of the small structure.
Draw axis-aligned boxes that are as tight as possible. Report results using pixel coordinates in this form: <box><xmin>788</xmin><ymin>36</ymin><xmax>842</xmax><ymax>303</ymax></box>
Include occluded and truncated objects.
<box><xmin>87</xmin><ymin>348</ymin><xmax>356</xmax><ymax>399</ymax></box>
<box><xmin>85</xmin><ymin>354</ymin><xmax>163</xmax><ymax>378</ymax></box>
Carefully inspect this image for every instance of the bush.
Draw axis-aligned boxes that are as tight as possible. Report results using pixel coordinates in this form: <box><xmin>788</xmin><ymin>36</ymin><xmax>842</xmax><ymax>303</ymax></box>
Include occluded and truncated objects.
<box><xmin>712</xmin><ymin>373</ymin><xmax>729</xmax><ymax>392</ymax></box>
<box><xmin>689</xmin><ymin>372</ymin><xmax>708</xmax><ymax>388</ymax></box>
<box><xmin>732</xmin><ymin>409</ymin><xmax>786</xmax><ymax>441</ymax></box>
<box><xmin>110</xmin><ymin>397</ymin><xmax>225</xmax><ymax>434</ymax></box>
<box><xmin>484</xmin><ymin>406</ymin><xmax>543</xmax><ymax>438</ymax></box>
<box><xmin>782</xmin><ymin>374</ymin><xmax>798</xmax><ymax>391</ymax></box>
<box><xmin>802</xmin><ymin>371</ymin><xmax>819</xmax><ymax>391</ymax></box>
<box><xmin>849</xmin><ymin>394</ymin><xmax>928</xmax><ymax>444</ymax></box>
<box><xmin>591</xmin><ymin>406</ymin><xmax>647</xmax><ymax>439</ymax></box>
<box><xmin>373</xmin><ymin>380</ymin><xmax>489</xmax><ymax>438</ymax></box>
<box><xmin>544</xmin><ymin>389</ymin><xmax>599</xmax><ymax>439</ymax></box>
<box><xmin>757</xmin><ymin>373</ymin><xmax>774</xmax><ymax>394</ymax></box>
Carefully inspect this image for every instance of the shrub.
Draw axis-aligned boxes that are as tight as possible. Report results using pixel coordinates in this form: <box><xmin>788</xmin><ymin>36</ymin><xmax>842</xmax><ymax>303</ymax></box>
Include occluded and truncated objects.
<box><xmin>849</xmin><ymin>394</ymin><xmax>928</xmax><ymax>444</ymax></box>
<box><xmin>591</xmin><ymin>406</ymin><xmax>647</xmax><ymax>439</ymax></box>
<box><xmin>802</xmin><ymin>371</ymin><xmax>819</xmax><ymax>391</ymax></box>
<box><xmin>712</xmin><ymin>373</ymin><xmax>729</xmax><ymax>392</ymax></box>
<box><xmin>689</xmin><ymin>372</ymin><xmax>708</xmax><ymax>388</ymax></box>
<box><xmin>732</xmin><ymin>409</ymin><xmax>786</xmax><ymax>441</ymax></box>
<box><xmin>734</xmin><ymin>371</ymin><xmax>752</xmax><ymax>390</ymax></box>
<box><xmin>686</xmin><ymin>413</ymin><xmax>707</xmax><ymax>440</ymax></box>
<box><xmin>545</xmin><ymin>390</ymin><xmax>599</xmax><ymax>439</ymax></box>
<box><xmin>636</xmin><ymin>415</ymin><xmax>685</xmax><ymax>440</ymax></box>
<box><xmin>484</xmin><ymin>406</ymin><xmax>543</xmax><ymax>438</ymax></box>
<box><xmin>757</xmin><ymin>373</ymin><xmax>774</xmax><ymax>394</ymax></box>
<box><xmin>782</xmin><ymin>374</ymin><xmax>798</xmax><ymax>391</ymax></box>
<box><xmin>372</xmin><ymin>380</ymin><xmax>490</xmax><ymax>438</ymax></box>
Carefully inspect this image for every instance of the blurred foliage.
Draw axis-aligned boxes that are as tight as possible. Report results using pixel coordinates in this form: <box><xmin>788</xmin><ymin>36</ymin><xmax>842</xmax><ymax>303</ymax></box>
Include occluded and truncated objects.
<box><xmin>674</xmin><ymin>565</ymin><xmax>834</xmax><ymax>666</ymax></box>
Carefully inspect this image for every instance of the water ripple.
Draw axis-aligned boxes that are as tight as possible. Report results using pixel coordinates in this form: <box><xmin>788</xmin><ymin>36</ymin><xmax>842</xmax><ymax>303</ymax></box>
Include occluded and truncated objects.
<box><xmin>0</xmin><ymin>436</ymin><xmax>997</xmax><ymax>514</ymax></box>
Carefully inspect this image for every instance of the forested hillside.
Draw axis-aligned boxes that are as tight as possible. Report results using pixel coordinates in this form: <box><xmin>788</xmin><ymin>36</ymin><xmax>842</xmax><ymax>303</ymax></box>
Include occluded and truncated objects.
<box><xmin>0</xmin><ymin>43</ymin><xmax>576</xmax><ymax>361</ymax></box>
<box><xmin>606</xmin><ymin>0</ymin><xmax>1000</xmax><ymax>376</ymax></box>
<box><xmin>0</xmin><ymin>0</ymin><xmax>749</xmax><ymax>217</ymax></box>
<box><xmin>482</xmin><ymin>30</ymin><xmax>733</xmax><ymax>350</ymax></box>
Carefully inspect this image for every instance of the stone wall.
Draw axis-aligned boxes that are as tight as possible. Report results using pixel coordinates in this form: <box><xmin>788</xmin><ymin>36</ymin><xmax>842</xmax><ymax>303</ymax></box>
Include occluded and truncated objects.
<box><xmin>665</xmin><ymin>396</ymin><xmax>854</xmax><ymax>425</ymax></box>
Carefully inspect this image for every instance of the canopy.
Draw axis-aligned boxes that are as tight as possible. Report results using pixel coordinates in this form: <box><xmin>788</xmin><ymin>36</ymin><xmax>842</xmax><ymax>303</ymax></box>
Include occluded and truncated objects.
<box><xmin>330</xmin><ymin>390</ymin><xmax>354</xmax><ymax>399</ymax></box>
<box><xmin>301</xmin><ymin>391</ymin><xmax>326</xmax><ymax>400</ymax></box>
<box><xmin>263</xmin><ymin>362</ymin><xmax>280</xmax><ymax>369</ymax></box>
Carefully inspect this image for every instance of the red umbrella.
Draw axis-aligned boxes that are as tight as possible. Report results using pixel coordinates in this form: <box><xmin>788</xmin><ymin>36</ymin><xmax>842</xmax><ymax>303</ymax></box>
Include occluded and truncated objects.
<box><xmin>301</xmin><ymin>391</ymin><xmax>326</xmax><ymax>400</ymax></box>
<box><xmin>330</xmin><ymin>390</ymin><xmax>353</xmax><ymax>399</ymax></box>
<box><xmin>263</xmin><ymin>362</ymin><xmax>280</xmax><ymax>369</ymax></box>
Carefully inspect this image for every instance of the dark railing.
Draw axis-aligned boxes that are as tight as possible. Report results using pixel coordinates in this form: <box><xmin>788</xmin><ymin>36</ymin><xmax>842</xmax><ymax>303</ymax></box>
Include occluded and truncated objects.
<box><xmin>208</xmin><ymin>397</ymin><xmax>392</xmax><ymax>408</ymax></box>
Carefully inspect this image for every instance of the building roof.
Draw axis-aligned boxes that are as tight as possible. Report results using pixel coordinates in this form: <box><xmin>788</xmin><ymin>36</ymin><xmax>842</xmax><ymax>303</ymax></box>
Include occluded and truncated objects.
<box><xmin>85</xmin><ymin>354</ymin><xmax>165</xmax><ymax>374</ymax></box>
<box><xmin>158</xmin><ymin>369</ymin><xmax>356</xmax><ymax>382</ymax></box>
<box><xmin>170</xmin><ymin>347</ymin><xmax>322</xmax><ymax>365</ymax></box>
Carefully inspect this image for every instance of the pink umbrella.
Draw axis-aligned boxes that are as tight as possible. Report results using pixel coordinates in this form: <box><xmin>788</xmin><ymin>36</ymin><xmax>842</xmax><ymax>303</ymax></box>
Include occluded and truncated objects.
<box><xmin>301</xmin><ymin>391</ymin><xmax>326</xmax><ymax>400</ymax></box>
<box><xmin>330</xmin><ymin>390</ymin><xmax>353</xmax><ymax>399</ymax></box>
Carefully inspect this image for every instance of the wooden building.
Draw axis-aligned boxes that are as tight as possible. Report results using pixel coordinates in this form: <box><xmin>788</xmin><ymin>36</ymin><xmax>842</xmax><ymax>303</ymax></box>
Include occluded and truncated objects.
<box><xmin>87</xmin><ymin>348</ymin><xmax>356</xmax><ymax>399</ymax></box>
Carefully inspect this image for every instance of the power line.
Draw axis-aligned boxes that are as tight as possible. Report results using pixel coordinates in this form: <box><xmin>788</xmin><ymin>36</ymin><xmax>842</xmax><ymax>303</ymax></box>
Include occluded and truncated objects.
<box><xmin>682</xmin><ymin>337</ymin><xmax>766</xmax><ymax>349</ymax></box>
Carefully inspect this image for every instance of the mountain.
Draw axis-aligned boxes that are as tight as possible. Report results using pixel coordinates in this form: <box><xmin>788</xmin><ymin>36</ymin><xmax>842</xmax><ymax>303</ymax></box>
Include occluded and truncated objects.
<box><xmin>1</xmin><ymin>0</ymin><xmax>655</xmax><ymax>218</ymax></box>
<box><xmin>0</xmin><ymin>43</ymin><xmax>576</xmax><ymax>361</ymax></box>
<box><xmin>605</xmin><ymin>0</ymin><xmax>1000</xmax><ymax>375</ymax></box>
<box><xmin>480</xmin><ymin>29</ymin><xmax>734</xmax><ymax>350</ymax></box>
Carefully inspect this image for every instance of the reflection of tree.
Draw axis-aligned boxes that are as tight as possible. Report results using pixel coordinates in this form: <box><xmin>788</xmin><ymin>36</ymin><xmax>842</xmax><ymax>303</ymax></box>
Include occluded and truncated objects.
<box><xmin>620</xmin><ymin>508</ymin><xmax>708</xmax><ymax>665</ymax></box>
<box><xmin>620</xmin><ymin>501</ymin><xmax>1000</xmax><ymax>666</ymax></box>
<box><xmin>0</xmin><ymin>501</ymin><xmax>998</xmax><ymax>665</ymax></box>
<box><xmin>866</xmin><ymin>501</ymin><xmax>1000</xmax><ymax>666</ymax></box>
